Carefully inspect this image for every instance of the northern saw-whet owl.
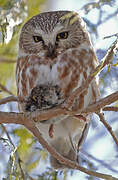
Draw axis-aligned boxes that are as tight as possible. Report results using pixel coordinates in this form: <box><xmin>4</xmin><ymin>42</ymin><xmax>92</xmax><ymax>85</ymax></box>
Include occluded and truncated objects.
<box><xmin>16</xmin><ymin>10</ymin><xmax>100</xmax><ymax>169</ymax></box>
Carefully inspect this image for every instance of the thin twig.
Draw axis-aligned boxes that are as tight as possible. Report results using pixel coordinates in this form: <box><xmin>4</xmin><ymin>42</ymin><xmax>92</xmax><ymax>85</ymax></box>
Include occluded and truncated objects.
<box><xmin>18</xmin><ymin>158</ymin><xmax>25</xmax><ymax>180</ymax></box>
<box><xmin>0</xmin><ymin>83</ymin><xmax>14</xmax><ymax>95</ymax></box>
<box><xmin>1</xmin><ymin>124</ymin><xmax>15</xmax><ymax>148</ymax></box>
<box><xmin>96</xmin><ymin>112</ymin><xmax>118</xmax><ymax>147</ymax></box>
<box><xmin>0</xmin><ymin>58</ymin><xmax>16</xmax><ymax>63</ymax></box>
<box><xmin>103</xmin><ymin>106</ymin><xmax>118</xmax><ymax>112</ymax></box>
<box><xmin>104</xmin><ymin>33</ymin><xmax>118</xmax><ymax>39</ymax></box>
<box><xmin>0</xmin><ymin>96</ymin><xmax>18</xmax><ymax>105</ymax></box>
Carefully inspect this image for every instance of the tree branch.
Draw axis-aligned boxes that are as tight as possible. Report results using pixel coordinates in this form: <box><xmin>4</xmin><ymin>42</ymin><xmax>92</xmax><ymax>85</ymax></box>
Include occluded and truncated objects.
<box><xmin>0</xmin><ymin>96</ymin><xmax>18</xmax><ymax>105</ymax></box>
<box><xmin>0</xmin><ymin>90</ymin><xmax>118</xmax><ymax>122</ymax></box>
<box><xmin>0</xmin><ymin>113</ymin><xmax>117</xmax><ymax>179</ymax></box>
<box><xmin>26</xmin><ymin>123</ymin><xmax>117</xmax><ymax>180</ymax></box>
<box><xmin>0</xmin><ymin>57</ymin><xmax>16</xmax><ymax>63</ymax></box>
<box><xmin>103</xmin><ymin>106</ymin><xmax>118</xmax><ymax>112</ymax></box>
<box><xmin>30</xmin><ymin>90</ymin><xmax>118</xmax><ymax>122</ymax></box>
<box><xmin>81</xmin><ymin>91</ymin><xmax>118</xmax><ymax>114</ymax></box>
<box><xmin>0</xmin><ymin>83</ymin><xmax>14</xmax><ymax>95</ymax></box>
<box><xmin>96</xmin><ymin>112</ymin><xmax>118</xmax><ymax>147</ymax></box>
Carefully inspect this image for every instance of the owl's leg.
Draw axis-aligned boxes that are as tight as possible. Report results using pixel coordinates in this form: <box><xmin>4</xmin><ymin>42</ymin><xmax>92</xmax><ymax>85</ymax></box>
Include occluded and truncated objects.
<box><xmin>49</xmin><ymin>124</ymin><xmax>54</xmax><ymax>138</ymax></box>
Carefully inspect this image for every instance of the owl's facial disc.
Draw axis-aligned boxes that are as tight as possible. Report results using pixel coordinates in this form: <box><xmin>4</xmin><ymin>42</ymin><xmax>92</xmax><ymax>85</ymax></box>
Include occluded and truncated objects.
<box><xmin>44</xmin><ymin>31</ymin><xmax>69</xmax><ymax>58</ymax></box>
<box><xmin>45</xmin><ymin>31</ymin><xmax>69</xmax><ymax>58</ymax></box>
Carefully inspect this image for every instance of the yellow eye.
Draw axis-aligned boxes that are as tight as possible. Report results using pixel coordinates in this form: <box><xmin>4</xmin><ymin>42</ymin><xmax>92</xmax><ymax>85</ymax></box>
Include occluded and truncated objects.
<box><xmin>33</xmin><ymin>36</ymin><xmax>43</xmax><ymax>43</ymax></box>
<box><xmin>56</xmin><ymin>31</ymin><xmax>68</xmax><ymax>41</ymax></box>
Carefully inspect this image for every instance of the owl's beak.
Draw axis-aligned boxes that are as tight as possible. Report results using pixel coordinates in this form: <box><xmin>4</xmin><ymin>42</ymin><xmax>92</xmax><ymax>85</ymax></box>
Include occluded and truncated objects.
<box><xmin>47</xmin><ymin>43</ymin><xmax>55</xmax><ymax>58</ymax></box>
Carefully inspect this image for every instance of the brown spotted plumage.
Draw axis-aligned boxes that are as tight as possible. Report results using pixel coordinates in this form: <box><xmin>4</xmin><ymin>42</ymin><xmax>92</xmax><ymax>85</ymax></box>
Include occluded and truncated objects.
<box><xmin>16</xmin><ymin>11</ymin><xmax>100</xmax><ymax>169</ymax></box>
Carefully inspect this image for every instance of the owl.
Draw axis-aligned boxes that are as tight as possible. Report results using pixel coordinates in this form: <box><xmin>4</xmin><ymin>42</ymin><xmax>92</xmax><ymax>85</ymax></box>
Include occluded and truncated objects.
<box><xmin>16</xmin><ymin>11</ymin><xmax>100</xmax><ymax>169</ymax></box>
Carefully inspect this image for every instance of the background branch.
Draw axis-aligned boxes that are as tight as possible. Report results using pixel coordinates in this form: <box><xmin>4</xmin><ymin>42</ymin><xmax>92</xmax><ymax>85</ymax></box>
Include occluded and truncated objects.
<box><xmin>0</xmin><ymin>58</ymin><xmax>16</xmax><ymax>63</ymax></box>
<box><xmin>96</xmin><ymin>112</ymin><xmax>118</xmax><ymax>147</ymax></box>
<box><xmin>0</xmin><ymin>83</ymin><xmax>14</xmax><ymax>95</ymax></box>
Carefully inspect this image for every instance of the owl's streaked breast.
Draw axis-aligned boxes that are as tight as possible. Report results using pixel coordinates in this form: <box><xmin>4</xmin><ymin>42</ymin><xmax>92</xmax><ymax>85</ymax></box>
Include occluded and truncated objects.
<box><xmin>16</xmin><ymin>43</ymin><xmax>98</xmax><ymax>111</ymax></box>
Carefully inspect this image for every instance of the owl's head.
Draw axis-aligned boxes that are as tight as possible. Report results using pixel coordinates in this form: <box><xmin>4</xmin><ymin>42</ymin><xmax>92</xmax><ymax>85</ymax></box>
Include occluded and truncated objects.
<box><xmin>19</xmin><ymin>11</ymin><xmax>90</xmax><ymax>58</ymax></box>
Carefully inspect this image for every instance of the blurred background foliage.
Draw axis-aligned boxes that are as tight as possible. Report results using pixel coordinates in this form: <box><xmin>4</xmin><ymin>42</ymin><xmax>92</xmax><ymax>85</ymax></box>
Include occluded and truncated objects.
<box><xmin>0</xmin><ymin>0</ymin><xmax>118</xmax><ymax>179</ymax></box>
